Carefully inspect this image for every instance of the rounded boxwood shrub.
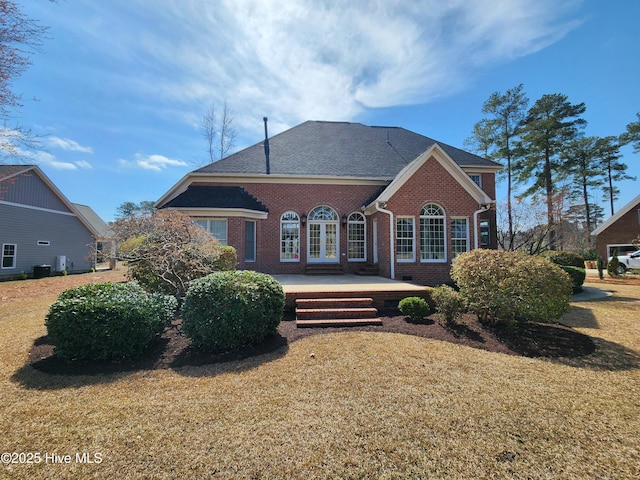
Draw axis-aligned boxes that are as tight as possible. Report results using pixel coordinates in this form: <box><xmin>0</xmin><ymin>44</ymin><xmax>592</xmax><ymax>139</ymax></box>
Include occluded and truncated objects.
<box><xmin>182</xmin><ymin>270</ymin><xmax>285</xmax><ymax>353</ymax></box>
<box><xmin>451</xmin><ymin>250</ymin><xmax>572</xmax><ymax>327</ymax></box>
<box><xmin>560</xmin><ymin>265</ymin><xmax>586</xmax><ymax>293</ymax></box>
<box><xmin>431</xmin><ymin>285</ymin><xmax>465</xmax><ymax>325</ymax></box>
<box><xmin>540</xmin><ymin>250</ymin><xmax>585</xmax><ymax>268</ymax></box>
<box><xmin>398</xmin><ymin>296</ymin><xmax>431</xmax><ymax>323</ymax></box>
<box><xmin>45</xmin><ymin>282</ymin><xmax>177</xmax><ymax>362</ymax></box>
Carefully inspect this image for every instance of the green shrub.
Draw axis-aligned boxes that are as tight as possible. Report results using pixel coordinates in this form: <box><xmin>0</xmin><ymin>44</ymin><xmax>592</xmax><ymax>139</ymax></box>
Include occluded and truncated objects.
<box><xmin>398</xmin><ymin>297</ymin><xmax>431</xmax><ymax>323</ymax></box>
<box><xmin>560</xmin><ymin>265</ymin><xmax>586</xmax><ymax>293</ymax></box>
<box><xmin>583</xmin><ymin>249</ymin><xmax>598</xmax><ymax>261</ymax></box>
<box><xmin>607</xmin><ymin>250</ymin><xmax>621</xmax><ymax>277</ymax></box>
<box><xmin>451</xmin><ymin>250</ymin><xmax>572</xmax><ymax>327</ymax></box>
<box><xmin>431</xmin><ymin>285</ymin><xmax>465</xmax><ymax>325</ymax></box>
<box><xmin>540</xmin><ymin>250</ymin><xmax>585</xmax><ymax>268</ymax></box>
<box><xmin>182</xmin><ymin>270</ymin><xmax>285</xmax><ymax>353</ymax></box>
<box><xmin>597</xmin><ymin>256</ymin><xmax>606</xmax><ymax>280</ymax></box>
<box><xmin>46</xmin><ymin>282</ymin><xmax>177</xmax><ymax>362</ymax></box>
<box><xmin>215</xmin><ymin>246</ymin><xmax>238</xmax><ymax>271</ymax></box>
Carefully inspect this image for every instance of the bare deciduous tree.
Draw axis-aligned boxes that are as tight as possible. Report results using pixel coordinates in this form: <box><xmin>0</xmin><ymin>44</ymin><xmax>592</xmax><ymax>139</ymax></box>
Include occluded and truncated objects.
<box><xmin>200</xmin><ymin>100</ymin><xmax>236</xmax><ymax>164</ymax></box>
<box><xmin>0</xmin><ymin>0</ymin><xmax>51</xmax><ymax>163</ymax></box>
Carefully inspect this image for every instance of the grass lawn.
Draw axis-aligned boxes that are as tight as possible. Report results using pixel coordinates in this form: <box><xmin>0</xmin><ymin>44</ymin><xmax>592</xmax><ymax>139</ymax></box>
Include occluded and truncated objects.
<box><xmin>1</xmin><ymin>271</ymin><xmax>639</xmax><ymax>479</ymax></box>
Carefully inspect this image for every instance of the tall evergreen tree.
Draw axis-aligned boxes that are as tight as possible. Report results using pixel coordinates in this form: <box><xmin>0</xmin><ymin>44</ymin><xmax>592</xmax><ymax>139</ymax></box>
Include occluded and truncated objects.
<box><xmin>517</xmin><ymin>93</ymin><xmax>586</xmax><ymax>249</ymax></box>
<box><xmin>620</xmin><ymin>112</ymin><xmax>640</xmax><ymax>153</ymax></box>
<box><xmin>597</xmin><ymin>135</ymin><xmax>633</xmax><ymax>215</ymax></box>
<box><xmin>466</xmin><ymin>84</ymin><xmax>528</xmax><ymax>250</ymax></box>
<box><xmin>564</xmin><ymin>135</ymin><xmax>605</xmax><ymax>246</ymax></box>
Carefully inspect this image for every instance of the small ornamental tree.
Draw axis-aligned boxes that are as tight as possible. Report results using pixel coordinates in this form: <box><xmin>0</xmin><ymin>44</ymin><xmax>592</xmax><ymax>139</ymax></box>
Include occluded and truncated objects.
<box><xmin>114</xmin><ymin>209</ymin><xmax>235</xmax><ymax>299</ymax></box>
<box><xmin>451</xmin><ymin>249</ymin><xmax>572</xmax><ymax>327</ymax></box>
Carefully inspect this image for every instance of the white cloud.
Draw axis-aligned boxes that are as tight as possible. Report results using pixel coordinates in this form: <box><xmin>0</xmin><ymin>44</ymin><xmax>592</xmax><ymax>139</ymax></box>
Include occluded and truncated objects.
<box><xmin>119</xmin><ymin>153</ymin><xmax>188</xmax><ymax>172</ymax></box>
<box><xmin>65</xmin><ymin>0</ymin><xmax>583</xmax><ymax>137</ymax></box>
<box><xmin>46</xmin><ymin>136</ymin><xmax>94</xmax><ymax>154</ymax></box>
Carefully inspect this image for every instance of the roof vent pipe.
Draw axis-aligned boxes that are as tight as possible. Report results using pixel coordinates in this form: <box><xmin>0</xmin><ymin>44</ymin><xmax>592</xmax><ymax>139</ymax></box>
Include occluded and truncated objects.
<box><xmin>263</xmin><ymin>117</ymin><xmax>270</xmax><ymax>175</ymax></box>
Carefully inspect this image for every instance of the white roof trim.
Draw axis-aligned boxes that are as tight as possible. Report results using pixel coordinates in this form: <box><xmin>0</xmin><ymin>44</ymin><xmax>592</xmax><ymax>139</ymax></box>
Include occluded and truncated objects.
<box><xmin>592</xmin><ymin>193</ymin><xmax>640</xmax><ymax>236</ymax></box>
<box><xmin>364</xmin><ymin>143</ymin><xmax>493</xmax><ymax>212</ymax></box>
<box><xmin>163</xmin><ymin>207</ymin><xmax>268</xmax><ymax>220</ymax></box>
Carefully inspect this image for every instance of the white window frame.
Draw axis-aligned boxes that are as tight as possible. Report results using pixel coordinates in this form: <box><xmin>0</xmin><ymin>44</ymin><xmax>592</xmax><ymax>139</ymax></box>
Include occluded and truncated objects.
<box><xmin>195</xmin><ymin>219</ymin><xmax>228</xmax><ymax>246</ymax></box>
<box><xmin>37</xmin><ymin>240</ymin><xmax>50</xmax><ymax>246</ymax></box>
<box><xmin>280</xmin><ymin>211</ymin><xmax>300</xmax><ymax>262</ymax></box>
<box><xmin>2</xmin><ymin>243</ymin><xmax>17</xmax><ymax>269</ymax></box>
<box><xmin>450</xmin><ymin>217</ymin><xmax>469</xmax><ymax>261</ymax></box>
<box><xmin>396</xmin><ymin>216</ymin><xmax>415</xmax><ymax>262</ymax></box>
<box><xmin>469</xmin><ymin>174</ymin><xmax>482</xmax><ymax>187</ymax></box>
<box><xmin>347</xmin><ymin>212</ymin><xmax>366</xmax><ymax>262</ymax></box>
<box><xmin>420</xmin><ymin>204</ymin><xmax>447</xmax><ymax>263</ymax></box>
<box><xmin>245</xmin><ymin>220</ymin><xmax>256</xmax><ymax>262</ymax></box>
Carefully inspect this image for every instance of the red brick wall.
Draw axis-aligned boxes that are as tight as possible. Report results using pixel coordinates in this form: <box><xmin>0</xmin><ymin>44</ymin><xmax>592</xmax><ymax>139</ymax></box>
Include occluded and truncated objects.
<box><xmin>596</xmin><ymin>201</ymin><xmax>640</xmax><ymax>259</ymax></box>
<box><xmin>185</xmin><ymin>159</ymin><xmax>496</xmax><ymax>285</ymax></box>
<box><xmin>382</xmin><ymin>155</ymin><xmax>486</xmax><ymax>285</ymax></box>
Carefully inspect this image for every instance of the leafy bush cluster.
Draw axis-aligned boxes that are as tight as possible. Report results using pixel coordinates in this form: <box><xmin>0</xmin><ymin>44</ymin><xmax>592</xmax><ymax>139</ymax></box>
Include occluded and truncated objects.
<box><xmin>452</xmin><ymin>250</ymin><xmax>572</xmax><ymax>327</ymax></box>
<box><xmin>540</xmin><ymin>250</ymin><xmax>585</xmax><ymax>268</ymax></box>
<box><xmin>46</xmin><ymin>282</ymin><xmax>177</xmax><ymax>362</ymax></box>
<box><xmin>398</xmin><ymin>297</ymin><xmax>431</xmax><ymax>323</ymax></box>
<box><xmin>607</xmin><ymin>249</ymin><xmax>621</xmax><ymax>277</ymax></box>
<box><xmin>431</xmin><ymin>285</ymin><xmax>465</xmax><ymax>325</ymax></box>
<box><xmin>540</xmin><ymin>250</ymin><xmax>586</xmax><ymax>291</ymax></box>
<box><xmin>182</xmin><ymin>271</ymin><xmax>285</xmax><ymax>353</ymax></box>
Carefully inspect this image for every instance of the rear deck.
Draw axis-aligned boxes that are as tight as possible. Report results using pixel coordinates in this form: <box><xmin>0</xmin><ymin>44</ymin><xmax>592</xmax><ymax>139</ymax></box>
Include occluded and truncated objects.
<box><xmin>274</xmin><ymin>274</ymin><xmax>432</xmax><ymax>309</ymax></box>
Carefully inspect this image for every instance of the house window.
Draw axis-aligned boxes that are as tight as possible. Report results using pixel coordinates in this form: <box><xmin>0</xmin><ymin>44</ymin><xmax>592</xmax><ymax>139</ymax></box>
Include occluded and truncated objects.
<box><xmin>281</xmin><ymin>211</ymin><xmax>300</xmax><ymax>262</ymax></box>
<box><xmin>2</xmin><ymin>244</ymin><xmax>17</xmax><ymax>269</ymax></box>
<box><xmin>245</xmin><ymin>221</ymin><xmax>256</xmax><ymax>262</ymax></box>
<box><xmin>637</xmin><ymin>209</ymin><xmax>640</xmax><ymax>225</ymax></box>
<box><xmin>195</xmin><ymin>219</ymin><xmax>228</xmax><ymax>246</ymax></box>
<box><xmin>420</xmin><ymin>204</ymin><xmax>446</xmax><ymax>261</ymax></box>
<box><xmin>480</xmin><ymin>220</ymin><xmax>491</xmax><ymax>247</ymax></box>
<box><xmin>396</xmin><ymin>217</ymin><xmax>415</xmax><ymax>262</ymax></box>
<box><xmin>469</xmin><ymin>174</ymin><xmax>482</xmax><ymax>187</ymax></box>
<box><xmin>347</xmin><ymin>212</ymin><xmax>366</xmax><ymax>261</ymax></box>
<box><xmin>451</xmin><ymin>218</ymin><xmax>469</xmax><ymax>260</ymax></box>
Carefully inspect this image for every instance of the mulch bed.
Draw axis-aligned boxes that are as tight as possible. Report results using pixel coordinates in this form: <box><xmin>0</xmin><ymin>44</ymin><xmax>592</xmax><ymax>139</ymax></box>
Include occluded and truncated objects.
<box><xmin>28</xmin><ymin>310</ymin><xmax>596</xmax><ymax>376</ymax></box>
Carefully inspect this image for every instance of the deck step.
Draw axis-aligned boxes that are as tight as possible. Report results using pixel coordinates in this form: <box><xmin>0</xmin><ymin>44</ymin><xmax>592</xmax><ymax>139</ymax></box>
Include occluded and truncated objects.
<box><xmin>296</xmin><ymin>318</ymin><xmax>383</xmax><ymax>328</ymax></box>
<box><xmin>355</xmin><ymin>264</ymin><xmax>380</xmax><ymax>276</ymax></box>
<box><xmin>305</xmin><ymin>264</ymin><xmax>344</xmax><ymax>275</ymax></box>
<box><xmin>296</xmin><ymin>307</ymin><xmax>378</xmax><ymax>320</ymax></box>
<box><xmin>296</xmin><ymin>297</ymin><xmax>374</xmax><ymax>309</ymax></box>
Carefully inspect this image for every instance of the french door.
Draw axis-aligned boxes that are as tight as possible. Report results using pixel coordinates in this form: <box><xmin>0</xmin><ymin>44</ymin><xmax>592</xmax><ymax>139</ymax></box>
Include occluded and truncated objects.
<box><xmin>307</xmin><ymin>206</ymin><xmax>339</xmax><ymax>263</ymax></box>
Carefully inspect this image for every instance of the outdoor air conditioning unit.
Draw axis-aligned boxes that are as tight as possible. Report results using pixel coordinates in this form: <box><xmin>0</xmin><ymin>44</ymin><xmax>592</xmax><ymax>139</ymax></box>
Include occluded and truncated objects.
<box><xmin>56</xmin><ymin>255</ymin><xmax>67</xmax><ymax>272</ymax></box>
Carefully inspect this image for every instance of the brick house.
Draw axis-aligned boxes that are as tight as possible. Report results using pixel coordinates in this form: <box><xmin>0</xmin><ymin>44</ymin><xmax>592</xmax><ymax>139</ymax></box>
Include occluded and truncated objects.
<box><xmin>156</xmin><ymin>121</ymin><xmax>501</xmax><ymax>285</ymax></box>
<box><xmin>592</xmin><ymin>193</ymin><xmax>640</xmax><ymax>259</ymax></box>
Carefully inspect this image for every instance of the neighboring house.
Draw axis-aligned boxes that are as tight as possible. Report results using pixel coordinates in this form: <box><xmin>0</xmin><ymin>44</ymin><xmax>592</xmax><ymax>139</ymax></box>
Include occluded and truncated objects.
<box><xmin>156</xmin><ymin>121</ymin><xmax>501</xmax><ymax>285</ymax></box>
<box><xmin>0</xmin><ymin>165</ymin><xmax>108</xmax><ymax>279</ymax></box>
<box><xmin>592</xmin><ymin>193</ymin><xmax>640</xmax><ymax>259</ymax></box>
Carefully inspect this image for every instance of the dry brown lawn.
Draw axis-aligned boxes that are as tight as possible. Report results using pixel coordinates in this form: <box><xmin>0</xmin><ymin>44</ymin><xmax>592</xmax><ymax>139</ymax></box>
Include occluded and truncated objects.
<box><xmin>0</xmin><ymin>270</ymin><xmax>639</xmax><ymax>479</ymax></box>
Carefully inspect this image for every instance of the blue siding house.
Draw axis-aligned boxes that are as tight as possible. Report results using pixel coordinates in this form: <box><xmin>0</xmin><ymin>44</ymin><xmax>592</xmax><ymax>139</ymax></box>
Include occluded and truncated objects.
<box><xmin>0</xmin><ymin>165</ymin><xmax>108</xmax><ymax>279</ymax></box>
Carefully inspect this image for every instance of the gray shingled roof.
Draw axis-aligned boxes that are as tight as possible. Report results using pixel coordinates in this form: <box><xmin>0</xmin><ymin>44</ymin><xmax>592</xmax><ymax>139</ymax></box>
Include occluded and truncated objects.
<box><xmin>195</xmin><ymin>121</ymin><xmax>499</xmax><ymax>177</ymax></box>
<box><xmin>162</xmin><ymin>186</ymin><xmax>268</xmax><ymax>212</ymax></box>
<box><xmin>73</xmin><ymin>204</ymin><xmax>114</xmax><ymax>239</ymax></box>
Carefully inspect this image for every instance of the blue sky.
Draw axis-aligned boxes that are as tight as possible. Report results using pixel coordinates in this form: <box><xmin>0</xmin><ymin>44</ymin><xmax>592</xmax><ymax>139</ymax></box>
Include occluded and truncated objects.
<box><xmin>10</xmin><ymin>0</ymin><xmax>640</xmax><ymax>222</ymax></box>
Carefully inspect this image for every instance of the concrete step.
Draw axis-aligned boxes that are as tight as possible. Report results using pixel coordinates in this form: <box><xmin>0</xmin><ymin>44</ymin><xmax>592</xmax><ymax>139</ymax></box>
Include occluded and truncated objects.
<box><xmin>295</xmin><ymin>297</ymin><xmax>374</xmax><ymax>309</ymax></box>
<box><xmin>296</xmin><ymin>318</ymin><xmax>384</xmax><ymax>328</ymax></box>
<box><xmin>296</xmin><ymin>307</ymin><xmax>379</xmax><ymax>320</ymax></box>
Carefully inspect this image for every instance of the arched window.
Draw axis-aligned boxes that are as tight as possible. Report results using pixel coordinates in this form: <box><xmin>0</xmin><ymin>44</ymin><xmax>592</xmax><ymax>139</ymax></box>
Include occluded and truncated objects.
<box><xmin>280</xmin><ymin>211</ymin><xmax>300</xmax><ymax>261</ymax></box>
<box><xmin>308</xmin><ymin>205</ymin><xmax>338</xmax><ymax>221</ymax></box>
<box><xmin>420</xmin><ymin>204</ymin><xmax>446</xmax><ymax>261</ymax></box>
<box><xmin>347</xmin><ymin>212</ymin><xmax>366</xmax><ymax>261</ymax></box>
